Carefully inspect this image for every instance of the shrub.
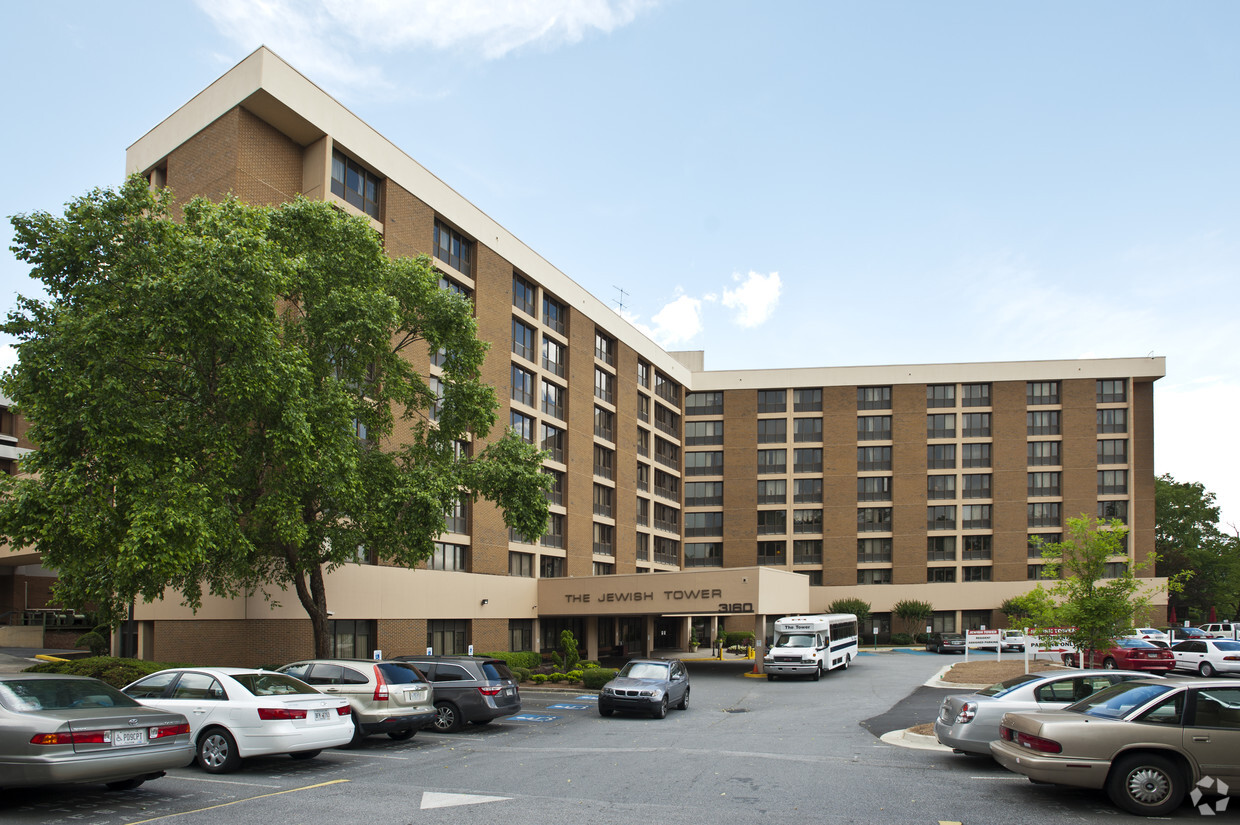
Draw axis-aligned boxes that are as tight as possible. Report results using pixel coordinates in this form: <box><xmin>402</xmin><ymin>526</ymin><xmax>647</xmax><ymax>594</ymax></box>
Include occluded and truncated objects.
<box><xmin>723</xmin><ymin>630</ymin><xmax>756</xmax><ymax>651</ymax></box>
<box><xmin>530</xmin><ymin>673</ymin><xmax>549</xmax><ymax>684</ymax></box>
<box><xmin>580</xmin><ymin>660</ymin><xmax>600</xmax><ymax>669</ymax></box>
<box><xmin>582</xmin><ymin>668</ymin><xmax>616</xmax><ymax>690</ymax></box>
<box><xmin>550</xmin><ymin>630</ymin><xmax>581</xmax><ymax>673</ymax></box>
<box><xmin>888</xmin><ymin>633</ymin><xmax>913</xmax><ymax>646</ymax></box>
<box><xmin>512</xmin><ymin>667</ymin><xmax>532</xmax><ymax>683</ymax></box>
<box><xmin>480</xmin><ymin>651</ymin><xmax>541</xmax><ymax>670</ymax></box>
<box><xmin>548</xmin><ymin>672</ymin><xmax>566</xmax><ymax>683</ymax></box>
<box><xmin>74</xmin><ymin>631</ymin><xmax>110</xmax><ymax>657</ymax></box>
<box><xmin>566</xmin><ymin>670</ymin><xmax>583</xmax><ymax>682</ymax></box>
<box><xmin>23</xmin><ymin>657</ymin><xmax>192</xmax><ymax>689</ymax></box>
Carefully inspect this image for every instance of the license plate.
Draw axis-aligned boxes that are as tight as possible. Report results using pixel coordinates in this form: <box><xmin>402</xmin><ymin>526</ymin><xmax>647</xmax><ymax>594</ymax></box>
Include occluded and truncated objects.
<box><xmin>505</xmin><ymin>687</ymin><xmax>515</xmax><ymax>696</ymax></box>
<box><xmin>313</xmin><ymin>710</ymin><xmax>329</xmax><ymax>722</ymax></box>
<box><xmin>112</xmin><ymin>729</ymin><xmax>147</xmax><ymax>747</ymax></box>
<box><xmin>404</xmin><ymin>690</ymin><xmax>418</xmax><ymax>701</ymax></box>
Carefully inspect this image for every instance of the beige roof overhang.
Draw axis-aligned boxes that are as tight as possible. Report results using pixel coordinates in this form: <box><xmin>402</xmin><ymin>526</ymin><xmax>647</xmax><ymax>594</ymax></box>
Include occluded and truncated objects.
<box><xmin>537</xmin><ymin>566</ymin><xmax>809</xmax><ymax>618</ymax></box>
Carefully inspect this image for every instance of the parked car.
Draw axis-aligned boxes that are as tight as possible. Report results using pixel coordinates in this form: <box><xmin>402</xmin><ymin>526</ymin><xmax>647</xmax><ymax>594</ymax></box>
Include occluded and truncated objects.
<box><xmin>934</xmin><ymin>669</ymin><xmax>1155</xmax><ymax>755</ymax></box>
<box><xmin>122</xmin><ymin>668</ymin><xmax>353</xmax><ymax>773</ymax></box>
<box><xmin>1131</xmin><ymin>627</ymin><xmax>1170</xmax><ymax>646</ymax></box>
<box><xmin>390</xmin><ymin>656</ymin><xmax>521</xmax><ymax>732</ymax></box>
<box><xmin>1060</xmin><ymin>638</ymin><xmax>1175</xmax><ymax>673</ymax></box>
<box><xmin>925</xmin><ymin>632</ymin><xmax>966</xmax><ymax>654</ymax></box>
<box><xmin>0</xmin><ymin>674</ymin><xmax>193</xmax><ymax>792</ymax></box>
<box><xmin>598</xmin><ymin>658</ymin><xmax>690</xmax><ymax>719</ymax></box>
<box><xmin>1166</xmin><ymin>626</ymin><xmax>1210</xmax><ymax>643</ymax></box>
<box><xmin>991</xmin><ymin>677</ymin><xmax>1240</xmax><ymax>815</ymax></box>
<box><xmin>1199</xmin><ymin>622</ymin><xmax>1240</xmax><ymax>641</ymax></box>
<box><xmin>276</xmin><ymin>659</ymin><xmax>435</xmax><ymax>743</ymax></box>
<box><xmin>1169</xmin><ymin>639</ymin><xmax>1240</xmax><ymax>677</ymax></box>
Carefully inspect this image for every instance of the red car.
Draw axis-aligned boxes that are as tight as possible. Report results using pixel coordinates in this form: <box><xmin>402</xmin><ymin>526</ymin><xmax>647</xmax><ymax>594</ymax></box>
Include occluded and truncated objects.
<box><xmin>1060</xmin><ymin>638</ymin><xmax>1175</xmax><ymax>673</ymax></box>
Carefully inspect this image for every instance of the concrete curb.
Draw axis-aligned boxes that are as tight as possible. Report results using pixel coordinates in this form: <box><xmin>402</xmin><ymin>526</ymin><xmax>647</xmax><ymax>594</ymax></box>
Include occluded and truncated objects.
<box><xmin>880</xmin><ymin>728</ymin><xmax>951</xmax><ymax>752</ymax></box>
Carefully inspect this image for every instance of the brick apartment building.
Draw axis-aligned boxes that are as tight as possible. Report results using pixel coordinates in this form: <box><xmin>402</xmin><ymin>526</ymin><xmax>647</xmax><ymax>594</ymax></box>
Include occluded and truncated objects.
<box><xmin>13</xmin><ymin>47</ymin><xmax>1168</xmax><ymax>664</ymax></box>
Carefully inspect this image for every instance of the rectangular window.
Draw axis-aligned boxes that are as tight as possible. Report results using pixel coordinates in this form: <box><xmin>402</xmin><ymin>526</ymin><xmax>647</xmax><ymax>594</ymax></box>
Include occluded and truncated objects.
<box><xmin>592</xmin><ymin>483</ymin><xmax>613</xmax><ymax>518</ymax></box>
<box><xmin>793</xmin><ymin>539</ymin><xmax>823</xmax><ymax>564</ymax></box>
<box><xmin>654</xmin><ymin>503</ymin><xmax>679</xmax><ymax>533</ymax></box>
<box><xmin>541</xmin><ymin>338</ymin><xmax>565</xmax><ymax>378</ymax></box>
<box><xmin>685</xmin><ymin>450</ymin><xmax>723</xmax><ymax>476</ymax></box>
<box><xmin>540</xmin><ymin>514</ymin><xmax>565</xmax><ymax>549</ymax></box>
<box><xmin>1098</xmin><ymin>439</ymin><xmax>1128</xmax><ymax>464</ymax></box>
<box><xmin>758</xmin><ymin>418</ymin><xmax>787</xmax><ymax>443</ymax></box>
<box><xmin>512</xmin><ymin>273</ymin><xmax>536</xmax><ymax>317</ymax></box>
<box><xmin>962</xmin><ymin>383</ymin><xmax>991</xmax><ymax>407</ymax></box>
<box><xmin>794</xmin><ymin>478</ymin><xmax>823</xmax><ymax>503</ymax></box>
<box><xmin>1027</xmin><ymin>410</ymin><xmax>1061</xmax><ymax>436</ymax></box>
<box><xmin>961</xmin><ymin>443</ymin><xmax>991</xmax><ymax>468</ymax></box>
<box><xmin>927</xmin><ymin>474</ymin><xmax>956</xmax><ymax>500</ymax></box>
<box><xmin>858</xmin><ymin>568</ymin><xmax>893</xmax><ymax>585</ymax></box>
<box><xmin>635</xmin><ymin>498</ymin><xmax>649</xmax><ymax>527</ymax></box>
<box><xmin>443</xmin><ymin>500</ymin><xmax>466</xmax><ymax>535</ymax></box>
<box><xmin>594</xmin><ymin>406</ymin><xmax>615</xmax><ymax>441</ymax></box>
<box><xmin>858</xmin><ymin>415</ymin><xmax>892</xmax><ymax>441</ymax></box>
<box><xmin>757</xmin><ymin>479</ymin><xmax>787</xmax><ymax>505</ymax></box>
<box><xmin>1028</xmin><ymin>440</ymin><xmax>1061</xmax><ymax>466</ymax></box>
<box><xmin>858</xmin><ymin>538</ymin><xmax>893</xmax><ymax>563</ymax></box>
<box><xmin>331</xmin><ymin>149</ymin><xmax>382</xmax><ymax>219</ymax></box>
<box><xmin>962</xmin><ymin>504</ymin><xmax>991</xmax><ymax>530</ymax></box>
<box><xmin>858</xmin><ymin>386</ymin><xmax>892</xmax><ymax>410</ymax></box>
<box><xmin>593</xmin><ymin>444</ymin><xmax>614</xmax><ymax>480</ymax></box>
<box><xmin>654</xmin><ymin>371</ymin><xmax>680</xmax><ymax>406</ymax></box>
<box><xmin>927</xmin><ymin>414</ymin><xmax>956</xmax><ymax>439</ymax></box>
<box><xmin>858</xmin><ymin>446</ymin><xmax>892</xmax><ymax>471</ymax></box>
<box><xmin>1098</xmin><ymin>408</ymin><xmax>1127</xmax><ymax>433</ymax></box>
<box><xmin>511</xmin><ymin>365</ymin><xmax>535</xmax><ymax>407</ymax></box>
<box><xmin>757</xmin><ymin>510</ymin><xmax>786</xmax><ymax>535</ymax></box>
<box><xmin>429</xmin><ymin>542</ymin><xmax>468</xmax><ymax>571</ymax></box>
<box><xmin>927</xmin><ymin>536</ymin><xmax>956</xmax><ymax>561</ymax></box>
<box><xmin>1028</xmin><ymin>471</ymin><xmax>1061</xmax><ymax>497</ymax></box>
<box><xmin>539</xmin><ymin>554</ymin><xmax>565</xmax><ymax>576</ymax></box>
<box><xmin>1098</xmin><ymin>470</ymin><xmax>1128</xmax><ymax>495</ymax></box>
<box><xmin>543</xmin><ymin>295</ymin><xmax>566</xmax><ymax>335</ymax></box>
<box><xmin>594</xmin><ymin>331</ymin><xmax>615</xmax><ymax>366</ymax></box>
<box><xmin>927</xmin><ymin>444</ymin><xmax>956</xmax><ymax>469</ymax></box>
<box><xmin>433</xmin><ymin>220</ymin><xmax>472</xmax><ymax>276</ymax></box>
<box><xmin>1097</xmin><ymin>379</ymin><xmax>1127</xmax><ymax>403</ymax></box>
<box><xmin>1027</xmin><ymin>381</ymin><xmax>1059</xmax><ymax>406</ymax></box>
<box><xmin>637</xmin><ymin>395</ymin><xmax>650</xmax><ymax>423</ymax></box>
<box><xmin>858</xmin><ymin>507</ymin><xmax>893</xmax><ymax>532</ymax></box>
<box><xmin>757</xmin><ymin>390</ymin><xmax>786</xmax><ymax>414</ymax></box>
<box><xmin>1028</xmin><ymin>533</ymin><xmax>1060</xmax><ymax>558</ymax></box>
<box><xmin>793</xmin><ymin>417</ymin><xmax>822</xmax><ymax>442</ymax></box>
<box><xmin>544</xmin><ymin>468</ymin><xmax>564</xmax><ymax>506</ymax></box>
<box><xmin>858</xmin><ymin>476</ymin><xmax>893</xmax><ymax>501</ymax></box>
<box><xmin>962</xmin><ymin>566</ymin><xmax>993</xmax><ymax>582</ymax></box>
<box><xmin>593</xmin><ymin>561</ymin><xmax>614</xmax><ymax>576</ymax></box>
<box><xmin>793</xmin><ymin>388</ymin><xmax>822</xmax><ymax>412</ymax></box>
<box><xmin>541</xmin><ymin>423</ymin><xmax>564</xmax><ymax>463</ymax></box>
<box><xmin>685</xmin><ymin>391</ymin><xmax>724</xmax><ymax>415</ymax></box>
<box><xmin>800</xmin><ymin>570</ymin><xmax>823</xmax><ymax>586</ymax></box>
<box><xmin>594</xmin><ymin>367</ymin><xmax>614</xmax><ymax>404</ymax></box>
<box><xmin>591</xmin><ymin>523</ymin><xmax>615</xmax><ymax>556</ymax></box>
<box><xmin>927</xmin><ymin>567</ymin><xmax>956</xmax><ymax>583</ymax></box>
<box><xmin>541</xmin><ymin>381</ymin><xmax>564</xmax><ymax>420</ymax></box>
<box><xmin>510</xmin><ymin>411</ymin><xmax>535</xmax><ymax>443</ymax></box>
<box><xmin>793</xmin><ymin>508</ymin><xmax>822</xmax><ymax>534</ymax></box>
<box><xmin>512</xmin><ymin>319</ymin><xmax>536</xmax><ymax>362</ymax></box>
<box><xmin>636</xmin><ymin>462</ymin><xmax>649</xmax><ymax>492</ymax></box>
<box><xmin>686</xmin><ymin>481</ymin><xmax>723</xmax><ymax>507</ymax></box>
<box><xmin>1029</xmin><ymin>502</ymin><xmax>1062</xmax><ymax>528</ymax></box>
<box><xmin>656</xmin><ymin>467</ymin><xmax>682</xmax><ymax>501</ymax></box>
<box><xmin>637</xmin><ymin>360</ymin><xmax>650</xmax><ymax>389</ymax></box>
<box><xmin>962</xmin><ymin>474</ymin><xmax>991</xmax><ymax>499</ymax></box>
<box><xmin>1028</xmin><ymin>564</ymin><xmax>1053</xmax><ymax>580</ymax></box>
<box><xmin>928</xmin><ymin>505</ymin><xmax>956</xmax><ymax>530</ymax></box>
<box><xmin>684</xmin><ymin>542</ymin><xmax>722</xmax><ymax>568</ymax></box>
<box><xmin>653</xmin><ymin>403</ymin><xmax>679</xmax><ymax>436</ymax></box>
<box><xmin>757</xmin><ymin>541</ymin><xmax>786</xmax><ymax>565</ymax></box>
<box><xmin>793</xmin><ymin>448</ymin><xmax>822</xmax><ymax>474</ymax></box>
<box><xmin>427</xmin><ymin>619</ymin><xmax>468</xmax><ymax>656</ymax></box>
<box><xmin>1099</xmin><ymin>499</ymin><xmax>1129</xmax><ymax>523</ymax></box>
<box><xmin>427</xmin><ymin>376</ymin><xmax>443</xmax><ymax>422</ymax></box>
<box><xmin>927</xmin><ymin>384</ymin><xmax>955</xmax><ymax>408</ymax></box>
<box><xmin>509</xmin><ymin>619</ymin><xmax>533</xmax><ymax>651</ymax></box>
<box><xmin>757</xmin><ymin>449</ymin><xmax>787</xmax><ymax>475</ymax></box>
<box><xmin>962</xmin><ymin>412</ymin><xmax>991</xmax><ymax>438</ymax></box>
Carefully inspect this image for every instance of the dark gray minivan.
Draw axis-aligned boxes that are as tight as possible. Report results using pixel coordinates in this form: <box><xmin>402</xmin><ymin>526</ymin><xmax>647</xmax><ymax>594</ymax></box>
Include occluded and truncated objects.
<box><xmin>392</xmin><ymin>656</ymin><xmax>521</xmax><ymax>732</ymax></box>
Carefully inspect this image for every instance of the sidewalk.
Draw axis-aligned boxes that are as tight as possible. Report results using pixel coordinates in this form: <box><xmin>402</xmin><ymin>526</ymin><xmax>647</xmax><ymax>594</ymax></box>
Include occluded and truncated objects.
<box><xmin>0</xmin><ymin>647</ymin><xmax>83</xmax><ymax>674</ymax></box>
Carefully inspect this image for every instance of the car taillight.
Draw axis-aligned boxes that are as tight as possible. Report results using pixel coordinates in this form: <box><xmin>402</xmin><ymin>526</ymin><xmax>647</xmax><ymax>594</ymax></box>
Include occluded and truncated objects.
<box><xmin>955</xmin><ymin>702</ymin><xmax>977</xmax><ymax>724</ymax></box>
<box><xmin>257</xmin><ymin>707</ymin><xmax>307</xmax><ymax>720</ymax></box>
<box><xmin>1224</xmin><ymin>656</ymin><xmax>1240</xmax><ymax>662</ymax></box>
<box><xmin>337</xmin><ymin>704</ymin><xmax>351</xmax><ymax>716</ymax></box>
<box><xmin>1013</xmin><ymin>731</ymin><xmax>1062</xmax><ymax>753</ymax></box>
<box><xmin>372</xmin><ymin>665</ymin><xmax>389</xmax><ymax>701</ymax></box>
<box><xmin>478</xmin><ymin>686</ymin><xmax>503</xmax><ymax>696</ymax></box>
<box><xmin>999</xmin><ymin>725</ymin><xmax>1014</xmax><ymax>741</ymax></box>
<box><xmin>150</xmin><ymin>723</ymin><xmax>191</xmax><ymax>739</ymax></box>
<box><xmin>30</xmin><ymin>730</ymin><xmax>108</xmax><ymax>745</ymax></box>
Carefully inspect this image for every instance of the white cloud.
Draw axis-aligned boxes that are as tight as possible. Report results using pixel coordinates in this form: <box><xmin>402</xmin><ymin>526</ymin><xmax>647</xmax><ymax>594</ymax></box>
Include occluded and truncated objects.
<box><xmin>720</xmin><ymin>270</ymin><xmax>781</xmax><ymax>328</ymax></box>
<box><xmin>196</xmin><ymin>0</ymin><xmax>658</xmax><ymax>92</ymax></box>
<box><xmin>621</xmin><ymin>291</ymin><xmax>702</xmax><ymax>349</ymax></box>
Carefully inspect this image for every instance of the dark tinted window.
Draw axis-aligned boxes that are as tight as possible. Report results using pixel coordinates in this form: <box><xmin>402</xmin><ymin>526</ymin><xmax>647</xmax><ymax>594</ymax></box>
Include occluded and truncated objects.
<box><xmin>430</xmin><ymin>664</ymin><xmax>472</xmax><ymax>682</ymax></box>
<box><xmin>377</xmin><ymin>662</ymin><xmax>426</xmax><ymax>685</ymax></box>
<box><xmin>124</xmin><ymin>671</ymin><xmax>179</xmax><ymax>699</ymax></box>
<box><xmin>481</xmin><ymin>661</ymin><xmax>514</xmax><ymax>681</ymax></box>
<box><xmin>339</xmin><ymin>666</ymin><xmax>369</xmax><ymax>685</ymax></box>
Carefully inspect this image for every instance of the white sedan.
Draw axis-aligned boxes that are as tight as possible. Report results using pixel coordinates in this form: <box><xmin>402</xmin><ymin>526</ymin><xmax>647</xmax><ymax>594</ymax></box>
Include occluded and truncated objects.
<box><xmin>122</xmin><ymin>668</ymin><xmax>353</xmax><ymax>773</ymax></box>
<box><xmin>1169</xmin><ymin>639</ymin><xmax>1240</xmax><ymax>677</ymax></box>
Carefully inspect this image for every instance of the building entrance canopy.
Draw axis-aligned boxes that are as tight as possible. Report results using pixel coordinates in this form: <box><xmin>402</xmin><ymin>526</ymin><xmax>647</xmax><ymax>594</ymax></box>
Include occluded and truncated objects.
<box><xmin>537</xmin><ymin>566</ymin><xmax>809</xmax><ymax>618</ymax></box>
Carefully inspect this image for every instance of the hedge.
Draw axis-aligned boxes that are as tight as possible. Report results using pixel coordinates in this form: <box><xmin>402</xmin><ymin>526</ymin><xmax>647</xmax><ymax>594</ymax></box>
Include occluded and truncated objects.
<box><xmin>22</xmin><ymin>657</ymin><xmax>192</xmax><ymax>689</ymax></box>
<box><xmin>582</xmin><ymin>667</ymin><xmax>617</xmax><ymax>690</ymax></box>
<box><xmin>479</xmin><ymin>651</ymin><xmax>541</xmax><ymax>670</ymax></box>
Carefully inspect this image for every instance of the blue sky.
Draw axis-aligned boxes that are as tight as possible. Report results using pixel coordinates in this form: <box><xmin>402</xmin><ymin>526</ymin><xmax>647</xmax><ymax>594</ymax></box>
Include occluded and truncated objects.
<box><xmin>2</xmin><ymin>1</ymin><xmax>1237</xmax><ymax>525</ymax></box>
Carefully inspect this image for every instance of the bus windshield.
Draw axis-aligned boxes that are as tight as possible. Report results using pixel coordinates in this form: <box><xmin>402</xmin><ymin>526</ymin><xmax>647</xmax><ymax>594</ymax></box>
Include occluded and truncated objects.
<box><xmin>774</xmin><ymin>633</ymin><xmax>817</xmax><ymax>648</ymax></box>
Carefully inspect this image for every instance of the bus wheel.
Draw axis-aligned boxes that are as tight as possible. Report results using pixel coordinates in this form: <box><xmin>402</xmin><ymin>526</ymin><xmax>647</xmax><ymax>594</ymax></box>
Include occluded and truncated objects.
<box><xmin>812</xmin><ymin>663</ymin><xmax>822</xmax><ymax>681</ymax></box>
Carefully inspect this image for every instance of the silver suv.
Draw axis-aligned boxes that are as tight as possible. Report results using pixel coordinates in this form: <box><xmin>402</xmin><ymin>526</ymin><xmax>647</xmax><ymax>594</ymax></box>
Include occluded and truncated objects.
<box><xmin>277</xmin><ymin>659</ymin><xmax>434</xmax><ymax>743</ymax></box>
<box><xmin>392</xmin><ymin>656</ymin><xmax>521</xmax><ymax>732</ymax></box>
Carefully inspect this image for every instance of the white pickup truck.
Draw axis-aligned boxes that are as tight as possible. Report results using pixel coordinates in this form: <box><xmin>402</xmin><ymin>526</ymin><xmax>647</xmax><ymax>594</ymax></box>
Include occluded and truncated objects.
<box><xmin>1198</xmin><ymin>622</ymin><xmax>1240</xmax><ymax>641</ymax></box>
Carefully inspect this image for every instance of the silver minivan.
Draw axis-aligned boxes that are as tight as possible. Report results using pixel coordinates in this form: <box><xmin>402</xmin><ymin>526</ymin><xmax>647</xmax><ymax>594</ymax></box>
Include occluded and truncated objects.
<box><xmin>392</xmin><ymin>656</ymin><xmax>521</xmax><ymax>732</ymax></box>
<box><xmin>277</xmin><ymin>659</ymin><xmax>434</xmax><ymax>743</ymax></box>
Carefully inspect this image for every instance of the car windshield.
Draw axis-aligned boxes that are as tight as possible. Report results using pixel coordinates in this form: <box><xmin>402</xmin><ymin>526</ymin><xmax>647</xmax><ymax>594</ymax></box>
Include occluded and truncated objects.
<box><xmin>231</xmin><ymin>673</ymin><xmax>320</xmax><ymax>696</ymax></box>
<box><xmin>1068</xmin><ymin>681</ymin><xmax>1173</xmax><ymax>719</ymax></box>
<box><xmin>1116</xmin><ymin>638</ymin><xmax>1158</xmax><ymax>649</ymax></box>
<box><xmin>620</xmin><ymin>662</ymin><xmax>670</xmax><ymax>680</ymax></box>
<box><xmin>977</xmin><ymin>673</ymin><xmax>1042</xmax><ymax>698</ymax></box>
<box><xmin>774</xmin><ymin>634</ymin><xmax>815</xmax><ymax>648</ymax></box>
<box><xmin>0</xmin><ymin>678</ymin><xmax>141</xmax><ymax>712</ymax></box>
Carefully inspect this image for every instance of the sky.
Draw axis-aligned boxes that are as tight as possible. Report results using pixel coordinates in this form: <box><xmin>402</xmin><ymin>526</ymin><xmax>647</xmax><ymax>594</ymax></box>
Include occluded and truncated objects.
<box><xmin>1</xmin><ymin>1</ymin><xmax>1237</xmax><ymax>525</ymax></box>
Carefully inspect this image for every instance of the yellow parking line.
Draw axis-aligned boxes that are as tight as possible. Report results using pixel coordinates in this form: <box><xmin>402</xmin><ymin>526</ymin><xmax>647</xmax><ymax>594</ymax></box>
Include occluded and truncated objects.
<box><xmin>124</xmin><ymin>779</ymin><xmax>349</xmax><ymax>824</ymax></box>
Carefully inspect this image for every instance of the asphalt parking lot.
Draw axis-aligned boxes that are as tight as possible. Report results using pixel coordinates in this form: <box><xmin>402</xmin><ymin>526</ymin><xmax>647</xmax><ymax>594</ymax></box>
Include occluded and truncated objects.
<box><xmin>0</xmin><ymin>651</ymin><xmax>1219</xmax><ymax>824</ymax></box>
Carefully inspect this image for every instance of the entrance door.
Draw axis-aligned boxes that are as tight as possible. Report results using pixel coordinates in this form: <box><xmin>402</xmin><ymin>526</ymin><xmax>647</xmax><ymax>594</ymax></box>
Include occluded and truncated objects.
<box><xmin>655</xmin><ymin>619</ymin><xmax>678</xmax><ymax>651</ymax></box>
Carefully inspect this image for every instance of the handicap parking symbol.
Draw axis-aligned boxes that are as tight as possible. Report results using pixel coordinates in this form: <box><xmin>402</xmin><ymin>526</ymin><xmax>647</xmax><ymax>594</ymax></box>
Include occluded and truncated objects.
<box><xmin>509</xmin><ymin>714</ymin><xmax>561</xmax><ymax>722</ymax></box>
<box><xmin>547</xmin><ymin>703</ymin><xmax>590</xmax><ymax>710</ymax></box>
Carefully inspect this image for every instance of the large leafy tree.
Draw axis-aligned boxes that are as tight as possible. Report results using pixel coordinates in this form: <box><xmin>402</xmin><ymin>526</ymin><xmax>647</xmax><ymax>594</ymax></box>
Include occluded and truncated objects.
<box><xmin>1155</xmin><ymin>474</ymin><xmax>1240</xmax><ymax>621</ymax></box>
<box><xmin>1</xmin><ymin>176</ymin><xmax>549</xmax><ymax>657</ymax></box>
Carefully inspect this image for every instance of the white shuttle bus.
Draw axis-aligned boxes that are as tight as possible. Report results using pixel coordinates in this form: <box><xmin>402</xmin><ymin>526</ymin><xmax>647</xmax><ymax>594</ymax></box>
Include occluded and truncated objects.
<box><xmin>763</xmin><ymin>613</ymin><xmax>859</xmax><ymax>681</ymax></box>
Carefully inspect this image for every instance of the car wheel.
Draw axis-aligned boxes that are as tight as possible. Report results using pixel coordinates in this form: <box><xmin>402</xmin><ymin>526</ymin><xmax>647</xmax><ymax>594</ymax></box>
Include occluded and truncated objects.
<box><xmin>432</xmin><ymin>700</ymin><xmax>465</xmax><ymax>732</ymax></box>
<box><xmin>842</xmin><ymin>656</ymin><xmax>850</xmax><ymax>670</ymax></box>
<box><xmin>1199</xmin><ymin>662</ymin><xmax>1216</xmax><ymax>677</ymax></box>
<box><xmin>1103</xmin><ymin>658</ymin><xmax>1118</xmax><ymax>670</ymax></box>
<box><xmin>105</xmin><ymin>778</ymin><xmax>145</xmax><ymax>791</ymax></box>
<box><xmin>288</xmin><ymin>749</ymin><xmax>320</xmax><ymax>760</ymax></box>
<box><xmin>344</xmin><ymin>713</ymin><xmax>366</xmax><ymax>747</ymax></box>
<box><xmin>599</xmin><ymin>706</ymin><xmax>614</xmax><ymax>717</ymax></box>
<box><xmin>766</xmin><ymin>673</ymin><xmax>775</xmax><ymax>681</ymax></box>
<box><xmin>1107</xmin><ymin>753</ymin><xmax>1185</xmax><ymax>816</ymax></box>
<box><xmin>387</xmin><ymin>728</ymin><xmax>416</xmax><ymax>740</ymax></box>
<box><xmin>677</xmin><ymin>687</ymin><xmax>689</xmax><ymax>710</ymax></box>
<box><xmin>652</xmin><ymin>696</ymin><xmax>668</xmax><ymax>719</ymax></box>
<box><xmin>197</xmin><ymin>727</ymin><xmax>241</xmax><ymax>774</ymax></box>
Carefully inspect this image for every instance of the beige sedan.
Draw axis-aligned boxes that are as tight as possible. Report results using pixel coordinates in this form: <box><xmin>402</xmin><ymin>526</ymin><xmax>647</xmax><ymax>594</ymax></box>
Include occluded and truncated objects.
<box><xmin>991</xmin><ymin>676</ymin><xmax>1240</xmax><ymax>816</ymax></box>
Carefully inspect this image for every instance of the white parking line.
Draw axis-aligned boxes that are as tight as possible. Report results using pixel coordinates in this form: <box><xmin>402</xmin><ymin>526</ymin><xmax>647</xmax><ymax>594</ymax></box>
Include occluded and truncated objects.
<box><xmin>327</xmin><ymin>751</ymin><xmax>413</xmax><ymax>760</ymax></box>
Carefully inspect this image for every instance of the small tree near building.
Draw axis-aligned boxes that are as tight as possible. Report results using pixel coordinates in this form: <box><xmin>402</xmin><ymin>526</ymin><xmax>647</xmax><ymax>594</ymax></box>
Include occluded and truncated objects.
<box><xmin>893</xmin><ymin>599</ymin><xmax>935</xmax><ymax>637</ymax></box>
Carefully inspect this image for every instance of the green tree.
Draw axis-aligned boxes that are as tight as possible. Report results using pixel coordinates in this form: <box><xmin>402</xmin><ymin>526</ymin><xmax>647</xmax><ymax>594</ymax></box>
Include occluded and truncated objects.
<box><xmin>0</xmin><ymin>177</ymin><xmax>550</xmax><ymax>657</ymax></box>
<box><xmin>1155</xmin><ymin>474</ymin><xmax>1240</xmax><ymax>621</ymax></box>
<box><xmin>550</xmin><ymin>629</ymin><xmax>580</xmax><ymax>673</ymax></box>
<box><xmin>827</xmin><ymin>597</ymin><xmax>871</xmax><ymax>629</ymax></box>
<box><xmin>893</xmin><ymin>599</ymin><xmax>935</xmax><ymax>636</ymax></box>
